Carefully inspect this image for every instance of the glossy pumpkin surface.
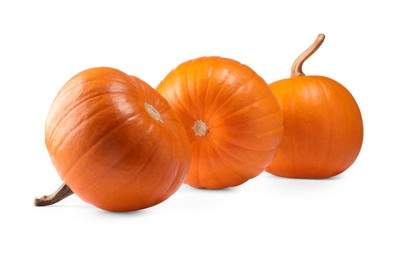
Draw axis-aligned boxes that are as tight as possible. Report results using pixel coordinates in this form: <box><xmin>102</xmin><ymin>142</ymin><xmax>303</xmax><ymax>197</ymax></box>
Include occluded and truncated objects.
<box><xmin>266</xmin><ymin>76</ymin><xmax>363</xmax><ymax>178</ymax></box>
<box><xmin>266</xmin><ymin>34</ymin><xmax>363</xmax><ymax>178</ymax></box>
<box><xmin>45</xmin><ymin>67</ymin><xmax>191</xmax><ymax>211</ymax></box>
<box><xmin>157</xmin><ymin>57</ymin><xmax>283</xmax><ymax>189</ymax></box>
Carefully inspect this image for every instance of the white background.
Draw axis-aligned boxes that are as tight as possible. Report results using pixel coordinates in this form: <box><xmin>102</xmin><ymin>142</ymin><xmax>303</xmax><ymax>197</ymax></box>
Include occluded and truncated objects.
<box><xmin>1</xmin><ymin>0</ymin><xmax>401</xmax><ymax>259</ymax></box>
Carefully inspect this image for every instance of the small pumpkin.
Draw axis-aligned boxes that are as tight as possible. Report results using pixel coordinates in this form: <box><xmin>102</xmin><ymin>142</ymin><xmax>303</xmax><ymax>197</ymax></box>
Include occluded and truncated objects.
<box><xmin>266</xmin><ymin>34</ymin><xmax>364</xmax><ymax>178</ymax></box>
<box><xmin>35</xmin><ymin>67</ymin><xmax>191</xmax><ymax>211</ymax></box>
<box><xmin>157</xmin><ymin>57</ymin><xmax>283</xmax><ymax>189</ymax></box>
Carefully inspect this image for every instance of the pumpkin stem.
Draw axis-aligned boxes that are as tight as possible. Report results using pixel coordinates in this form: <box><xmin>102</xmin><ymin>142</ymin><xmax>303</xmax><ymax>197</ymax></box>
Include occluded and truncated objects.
<box><xmin>193</xmin><ymin>120</ymin><xmax>208</xmax><ymax>136</ymax></box>
<box><xmin>291</xmin><ymin>34</ymin><xmax>325</xmax><ymax>77</ymax></box>
<box><xmin>144</xmin><ymin>102</ymin><xmax>163</xmax><ymax>123</ymax></box>
<box><xmin>34</xmin><ymin>183</ymin><xmax>74</xmax><ymax>206</ymax></box>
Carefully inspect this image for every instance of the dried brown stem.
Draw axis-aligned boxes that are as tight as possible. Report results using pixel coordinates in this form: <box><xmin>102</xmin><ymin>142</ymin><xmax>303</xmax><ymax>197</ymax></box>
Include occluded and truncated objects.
<box><xmin>291</xmin><ymin>34</ymin><xmax>325</xmax><ymax>77</ymax></box>
<box><xmin>34</xmin><ymin>183</ymin><xmax>74</xmax><ymax>206</ymax></box>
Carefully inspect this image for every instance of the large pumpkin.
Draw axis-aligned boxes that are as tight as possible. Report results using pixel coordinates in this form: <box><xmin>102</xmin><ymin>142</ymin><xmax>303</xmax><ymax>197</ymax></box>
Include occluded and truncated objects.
<box><xmin>36</xmin><ymin>67</ymin><xmax>191</xmax><ymax>211</ymax></box>
<box><xmin>157</xmin><ymin>57</ymin><xmax>283</xmax><ymax>189</ymax></box>
<box><xmin>266</xmin><ymin>34</ymin><xmax>364</xmax><ymax>178</ymax></box>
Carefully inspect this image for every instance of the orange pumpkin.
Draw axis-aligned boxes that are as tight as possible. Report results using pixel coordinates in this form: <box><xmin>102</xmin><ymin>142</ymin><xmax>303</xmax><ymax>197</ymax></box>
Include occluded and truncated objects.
<box><xmin>157</xmin><ymin>57</ymin><xmax>283</xmax><ymax>189</ymax></box>
<box><xmin>35</xmin><ymin>67</ymin><xmax>191</xmax><ymax>211</ymax></box>
<box><xmin>266</xmin><ymin>34</ymin><xmax>364</xmax><ymax>178</ymax></box>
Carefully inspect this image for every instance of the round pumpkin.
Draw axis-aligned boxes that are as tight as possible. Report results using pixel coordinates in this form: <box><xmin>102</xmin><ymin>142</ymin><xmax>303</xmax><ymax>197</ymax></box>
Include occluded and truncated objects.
<box><xmin>266</xmin><ymin>34</ymin><xmax>364</xmax><ymax>178</ymax></box>
<box><xmin>38</xmin><ymin>67</ymin><xmax>191</xmax><ymax>211</ymax></box>
<box><xmin>157</xmin><ymin>57</ymin><xmax>283</xmax><ymax>189</ymax></box>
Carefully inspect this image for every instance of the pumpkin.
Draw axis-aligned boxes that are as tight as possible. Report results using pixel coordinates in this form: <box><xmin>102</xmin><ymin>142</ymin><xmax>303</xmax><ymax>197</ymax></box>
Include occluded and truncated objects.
<box><xmin>157</xmin><ymin>57</ymin><xmax>283</xmax><ymax>189</ymax></box>
<box><xmin>35</xmin><ymin>67</ymin><xmax>191</xmax><ymax>211</ymax></box>
<box><xmin>266</xmin><ymin>34</ymin><xmax>364</xmax><ymax>178</ymax></box>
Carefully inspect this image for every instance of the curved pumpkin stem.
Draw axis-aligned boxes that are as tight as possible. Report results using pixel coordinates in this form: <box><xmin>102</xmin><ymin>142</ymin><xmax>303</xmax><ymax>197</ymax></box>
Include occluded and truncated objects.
<box><xmin>291</xmin><ymin>34</ymin><xmax>325</xmax><ymax>77</ymax></box>
<box><xmin>34</xmin><ymin>183</ymin><xmax>74</xmax><ymax>206</ymax></box>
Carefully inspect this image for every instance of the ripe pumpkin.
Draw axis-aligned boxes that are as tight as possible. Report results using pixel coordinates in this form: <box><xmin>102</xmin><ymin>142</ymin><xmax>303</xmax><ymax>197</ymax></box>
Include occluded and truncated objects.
<box><xmin>266</xmin><ymin>34</ymin><xmax>364</xmax><ymax>178</ymax></box>
<box><xmin>157</xmin><ymin>57</ymin><xmax>283</xmax><ymax>189</ymax></box>
<box><xmin>35</xmin><ymin>67</ymin><xmax>191</xmax><ymax>211</ymax></box>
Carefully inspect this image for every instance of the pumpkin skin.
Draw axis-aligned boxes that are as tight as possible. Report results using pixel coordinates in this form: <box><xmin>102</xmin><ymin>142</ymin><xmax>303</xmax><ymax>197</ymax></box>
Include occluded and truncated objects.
<box><xmin>157</xmin><ymin>57</ymin><xmax>283</xmax><ymax>189</ymax></box>
<box><xmin>266</xmin><ymin>76</ymin><xmax>363</xmax><ymax>178</ymax></box>
<box><xmin>266</xmin><ymin>34</ymin><xmax>363</xmax><ymax>178</ymax></box>
<box><xmin>45</xmin><ymin>67</ymin><xmax>191</xmax><ymax>211</ymax></box>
